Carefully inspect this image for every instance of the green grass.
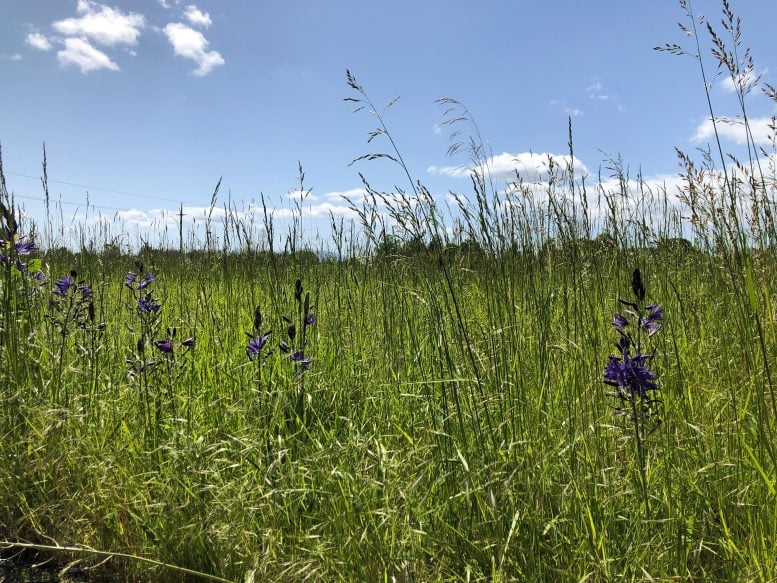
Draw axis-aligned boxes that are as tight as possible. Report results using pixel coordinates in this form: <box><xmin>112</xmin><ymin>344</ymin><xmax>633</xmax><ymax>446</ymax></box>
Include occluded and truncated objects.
<box><xmin>2</xmin><ymin>2</ymin><xmax>777</xmax><ymax>580</ymax></box>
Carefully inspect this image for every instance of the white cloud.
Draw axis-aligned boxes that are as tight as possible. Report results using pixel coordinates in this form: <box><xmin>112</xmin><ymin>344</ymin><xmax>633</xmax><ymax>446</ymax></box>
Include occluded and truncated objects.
<box><xmin>585</xmin><ymin>80</ymin><xmax>616</xmax><ymax>102</ymax></box>
<box><xmin>287</xmin><ymin>189</ymin><xmax>318</xmax><ymax>201</ymax></box>
<box><xmin>184</xmin><ymin>5</ymin><xmax>212</xmax><ymax>28</ymax></box>
<box><xmin>53</xmin><ymin>1</ymin><xmax>145</xmax><ymax>47</ymax></box>
<box><xmin>26</xmin><ymin>32</ymin><xmax>53</xmax><ymax>51</ymax></box>
<box><xmin>272</xmin><ymin>202</ymin><xmax>358</xmax><ymax>219</ymax></box>
<box><xmin>692</xmin><ymin>116</ymin><xmax>774</xmax><ymax>145</ymax></box>
<box><xmin>2</xmin><ymin>53</ymin><xmax>23</xmax><ymax>61</ymax></box>
<box><xmin>428</xmin><ymin>152</ymin><xmax>589</xmax><ymax>183</ymax></box>
<box><xmin>164</xmin><ymin>22</ymin><xmax>224</xmax><ymax>76</ymax></box>
<box><xmin>324</xmin><ymin>187</ymin><xmax>368</xmax><ymax>201</ymax></box>
<box><xmin>57</xmin><ymin>37</ymin><xmax>119</xmax><ymax>73</ymax></box>
<box><xmin>720</xmin><ymin>68</ymin><xmax>765</xmax><ymax>94</ymax></box>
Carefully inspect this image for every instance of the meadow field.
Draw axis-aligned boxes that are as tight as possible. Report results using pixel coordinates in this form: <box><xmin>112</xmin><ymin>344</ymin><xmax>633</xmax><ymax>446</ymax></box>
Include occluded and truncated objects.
<box><xmin>2</xmin><ymin>4</ymin><xmax>777</xmax><ymax>582</ymax></box>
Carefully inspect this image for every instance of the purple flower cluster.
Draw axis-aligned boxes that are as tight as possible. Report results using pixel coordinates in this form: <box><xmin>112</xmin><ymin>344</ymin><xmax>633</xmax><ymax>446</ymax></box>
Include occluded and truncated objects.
<box><xmin>0</xmin><ymin>234</ymin><xmax>45</xmax><ymax>282</ymax></box>
<box><xmin>49</xmin><ymin>270</ymin><xmax>100</xmax><ymax>333</ymax></box>
<box><xmin>125</xmin><ymin>262</ymin><xmax>161</xmax><ymax>316</ymax></box>
<box><xmin>603</xmin><ymin>269</ymin><xmax>663</xmax><ymax>431</ymax></box>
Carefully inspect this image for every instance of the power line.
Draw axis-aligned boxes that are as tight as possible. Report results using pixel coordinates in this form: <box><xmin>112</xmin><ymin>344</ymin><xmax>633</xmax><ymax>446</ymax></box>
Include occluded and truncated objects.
<box><xmin>6</xmin><ymin>170</ymin><xmax>201</xmax><ymax>205</ymax></box>
<box><xmin>12</xmin><ymin>192</ymin><xmax>147</xmax><ymax>213</ymax></box>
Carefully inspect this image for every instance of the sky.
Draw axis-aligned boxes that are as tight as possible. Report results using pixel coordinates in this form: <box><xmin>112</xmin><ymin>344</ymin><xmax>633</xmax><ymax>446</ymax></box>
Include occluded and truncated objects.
<box><xmin>1</xmin><ymin>0</ymin><xmax>776</xmax><ymax>248</ymax></box>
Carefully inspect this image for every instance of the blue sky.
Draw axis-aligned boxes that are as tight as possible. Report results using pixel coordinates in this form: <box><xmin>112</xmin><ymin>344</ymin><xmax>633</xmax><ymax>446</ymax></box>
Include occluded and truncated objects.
<box><xmin>1</xmin><ymin>0</ymin><xmax>776</xmax><ymax>246</ymax></box>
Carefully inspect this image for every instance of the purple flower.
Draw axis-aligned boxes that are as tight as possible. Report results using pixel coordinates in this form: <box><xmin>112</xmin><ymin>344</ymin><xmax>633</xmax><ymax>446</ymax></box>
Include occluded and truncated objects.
<box><xmin>138</xmin><ymin>294</ymin><xmax>161</xmax><ymax>313</ymax></box>
<box><xmin>125</xmin><ymin>271</ymin><xmax>136</xmax><ymax>288</ymax></box>
<box><xmin>290</xmin><ymin>351</ymin><xmax>311</xmax><ymax>368</ymax></box>
<box><xmin>247</xmin><ymin>331</ymin><xmax>272</xmax><ymax>358</ymax></box>
<box><xmin>78</xmin><ymin>285</ymin><xmax>92</xmax><ymax>300</ymax></box>
<box><xmin>15</xmin><ymin>239</ymin><xmax>36</xmax><ymax>255</ymax></box>
<box><xmin>305</xmin><ymin>313</ymin><xmax>317</xmax><ymax>326</ymax></box>
<box><xmin>603</xmin><ymin>351</ymin><xmax>657</xmax><ymax>399</ymax></box>
<box><xmin>34</xmin><ymin>271</ymin><xmax>46</xmax><ymax>284</ymax></box>
<box><xmin>54</xmin><ymin>275</ymin><xmax>74</xmax><ymax>297</ymax></box>
<box><xmin>154</xmin><ymin>339</ymin><xmax>174</xmax><ymax>354</ymax></box>
<box><xmin>181</xmin><ymin>337</ymin><xmax>195</xmax><ymax>348</ymax></box>
<box><xmin>137</xmin><ymin>272</ymin><xmax>155</xmax><ymax>290</ymax></box>
<box><xmin>611</xmin><ymin>313</ymin><xmax>628</xmax><ymax>329</ymax></box>
<box><xmin>642</xmin><ymin>304</ymin><xmax>663</xmax><ymax>336</ymax></box>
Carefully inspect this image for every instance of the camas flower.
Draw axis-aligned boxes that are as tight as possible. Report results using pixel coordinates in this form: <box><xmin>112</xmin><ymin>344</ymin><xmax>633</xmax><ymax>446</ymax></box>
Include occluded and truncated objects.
<box><xmin>138</xmin><ymin>294</ymin><xmax>161</xmax><ymax>313</ymax></box>
<box><xmin>290</xmin><ymin>351</ymin><xmax>311</xmax><ymax>368</ymax></box>
<box><xmin>642</xmin><ymin>304</ymin><xmax>663</xmax><ymax>336</ymax></box>
<box><xmin>247</xmin><ymin>331</ymin><xmax>272</xmax><ymax>358</ymax></box>
<box><xmin>611</xmin><ymin>313</ymin><xmax>628</xmax><ymax>329</ymax></box>
<box><xmin>181</xmin><ymin>337</ymin><xmax>195</xmax><ymax>348</ymax></box>
<box><xmin>154</xmin><ymin>339</ymin><xmax>174</xmax><ymax>354</ymax></box>
<box><xmin>137</xmin><ymin>272</ymin><xmax>155</xmax><ymax>290</ymax></box>
<box><xmin>54</xmin><ymin>274</ymin><xmax>75</xmax><ymax>297</ymax></box>
<box><xmin>603</xmin><ymin>351</ymin><xmax>657</xmax><ymax>399</ymax></box>
<box><xmin>15</xmin><ymin>238</ymin><xmax>36</xmax><ymax>255</ymax></box>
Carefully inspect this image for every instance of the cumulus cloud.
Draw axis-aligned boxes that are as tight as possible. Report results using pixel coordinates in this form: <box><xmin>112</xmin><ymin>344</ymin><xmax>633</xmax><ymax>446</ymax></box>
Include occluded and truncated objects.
<box><xmin>184</xmin><ymin>5</ymin><xmax>212</xmax><ymax>28</ymax></box>
<box><xmin>53</xmin><ymin>1</ymin><xmax>145</xmax><ymax>47</ymax></box>
<box><xmin>692</xmin><ymin>116</ymin><xmax>774</xmax><ymax>145</ymax></box>
<box><xmin>164</xmin><ymin>22</ymin><xmax>224</xmax><ymax>76</ymax></box>
<box><xmin>428</xmin><ymin>152</ymin><xmax>589</xmax><ymax>183</ymax></box>
<box><xmin>57</xmin><ymin>37</ymin><xmax>119</xmax><ymax>73</ymax></box>
<box><xmin>26</xmin><ymin>32</ymin><xmax>53</xmax><ymax>51</ymax></box>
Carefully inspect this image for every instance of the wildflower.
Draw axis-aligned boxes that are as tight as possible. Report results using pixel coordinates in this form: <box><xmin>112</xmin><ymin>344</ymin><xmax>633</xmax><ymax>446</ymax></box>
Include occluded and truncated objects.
<box><xmin>15</xmin><ymin>238</ymin><xmax>36</xmax><ymax>255</ymax></box>
<box><xmin>247</xmin><ymin>331</ymin><xmax>272</xmax><ymax>358</ymax></box>
<box><xmin>181</xmin><ymin>336</ymin><xmax>195</xmax><ymax>348</ymax></box>
<box><xmin>290</xmin><ymin>351</ymin><xmax>311</xmax><ymax>367</ymax></box>
<box><xmin>603</xmin><ymin>351</ymin><xmax>658</xmax><ymax>399</ymax></box>
<box><xmin>138</xmin><ymin>294</ymin><xmax>161</xmax><ymax>313</ymax></box>
<box><xmin>154</xmin><ymin>339</ymin><xmax>174</xmax><ymax>354</ymax></box>
<box><xmin>305</xmin><ymin>313</ymin><xmax>317</xmax><ymax>326</ymax></box>
<box><xmin>642</xmin><ymin>304</ymin><xmax>663</xmax><ymax>336</ymax></box>
<box><xmin>54</xmin><ymin>274</ymin><xmax>75</xmax><ymax>297</ymax></box>
<box><xmin>137</xmin><ymin>271</ymin><xmax>155</xmax><ymax>290</ymax></box>
<box><xmin>611</xmin><ymin>313</ymin><xmax>628</xmax><ymax>329</ymax></box>
<box><xmin>125</xmin><ymin>272</ymin><xmax>136</xmax><ymax>288</ymax></box>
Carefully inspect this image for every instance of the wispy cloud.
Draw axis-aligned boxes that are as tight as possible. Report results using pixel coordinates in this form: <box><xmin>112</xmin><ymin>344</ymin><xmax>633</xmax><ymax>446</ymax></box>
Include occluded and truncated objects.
<box><xmin>53</xmin><ymin>1</ymin><xmax>145</xmax><ymax>47</ymax></box>
<box><xmin>549</xmin><ymin>99</ymin><xmax>584</xmax><ymax>117</ymax></box>
<box><xmin>428</xmin><ymin>152</ymin><xmax>589</xmax><ymax>182</ymax></box>
<box><xmin>57</xmin><ymin>37</ymin><xmax>119</xmax><ymax>73</ymax></box>
<box><xmin>719</xmin><ymin>68</ymin><xmax>765</xmax><ymax>94</ymax></box>
<box><xmin>586</xmin><ymin>80</ymin><xmax>611</xmax><ymax>100</ymax></box>
<box><xmin>26</xmin><ymin>32</ymin><xmax>53</xmax><ymax>51</ymax></box>
<box><xmin>163</xmin><ymin>22</ymin><xmax>224</xmax><ymax>76</ymax></box>
<box><xmin>1</xmin><ymin>53</ymin><xmax>23</xmax><ymax>62</ymax></box>
<box><xmin>184</xmin><ymin>5</ymin><xmax>212</xmax><ymax>28</ymax></box>
<box><xmin>692</xmin><ymin>116</ymin><xmax>774</xmax><ymax>145</ymax></box>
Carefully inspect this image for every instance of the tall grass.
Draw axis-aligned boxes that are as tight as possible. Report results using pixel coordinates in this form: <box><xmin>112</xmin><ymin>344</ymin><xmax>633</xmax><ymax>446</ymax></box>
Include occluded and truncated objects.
<box><xmin>2</xmin><ymin>1</ymin><xmax>777</xmax><ymax>580</ymax></box>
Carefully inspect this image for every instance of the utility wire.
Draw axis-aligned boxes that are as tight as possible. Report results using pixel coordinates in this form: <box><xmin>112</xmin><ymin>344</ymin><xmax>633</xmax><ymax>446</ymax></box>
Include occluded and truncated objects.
<box><xmin>6</xmin><ymin>170</ymin><xmax>200</xmax><ymax>205</ymax></box>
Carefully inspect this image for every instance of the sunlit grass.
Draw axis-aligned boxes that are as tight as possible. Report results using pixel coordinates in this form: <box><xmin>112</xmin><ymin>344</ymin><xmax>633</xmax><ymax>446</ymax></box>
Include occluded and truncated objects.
<box><xmin>2</xmin><ymin>1</ymin><xmax>777</xmax><ymax>580</ymax></box>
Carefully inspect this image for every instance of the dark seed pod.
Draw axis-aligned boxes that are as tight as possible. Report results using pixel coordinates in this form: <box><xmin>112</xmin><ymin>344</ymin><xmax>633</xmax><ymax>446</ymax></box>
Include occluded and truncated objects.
<box><xmin>137</xmin><ymin>337</ymin><xmax>145</xmax><ymax>354</ymax></box>
<box><xmin>253</xmin><ymin>306</ymin><xmax>263</xmax><ymax>332</ymax></box>
<box><xmin>294</xmin><ymin>279</ymin><xmax>303</xmax><ymax>302</ymax></box>
<box><xmin>287</xmin><ymin>323</ymin><xmax>296</xmax><ymax>342</ymax></box>
<box><xmin>631</xmin><ymin>268</ymin><xmax>645</xmax><ymax>302</ymax></box>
